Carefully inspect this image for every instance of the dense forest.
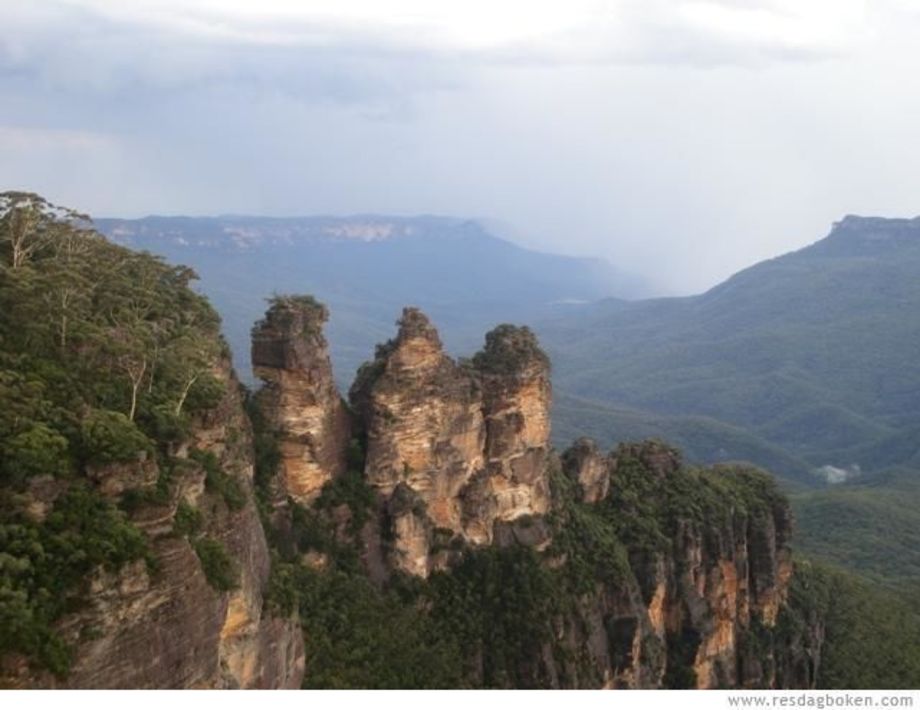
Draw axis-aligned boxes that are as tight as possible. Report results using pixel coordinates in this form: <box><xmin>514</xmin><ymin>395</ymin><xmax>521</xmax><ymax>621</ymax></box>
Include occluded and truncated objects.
<box><xmin>0</xmin><ymin>191</ymin><xmax>228</xmax><ymax>674</ymax></box>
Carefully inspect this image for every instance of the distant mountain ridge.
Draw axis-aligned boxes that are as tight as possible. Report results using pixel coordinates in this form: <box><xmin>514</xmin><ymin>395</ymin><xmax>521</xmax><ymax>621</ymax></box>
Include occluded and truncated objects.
<box><xmin>95</xmin><ymin>214</ymin><xmax>650</xmax><ymax>386</ymax></box>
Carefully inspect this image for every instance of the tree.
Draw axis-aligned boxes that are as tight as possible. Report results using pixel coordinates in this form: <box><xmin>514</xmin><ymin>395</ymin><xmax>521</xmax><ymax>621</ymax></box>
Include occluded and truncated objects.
<box><xmin>106</xmin><ymin>324</ymin><xmax>153</xmax><ymax>422</ymax></box>
<box><xmin>0</xmin><ymin>192</ymin><xmax>88</xmax><ymax>271</ymax></box>
<box><xmin>164</xmin><ymin>327</ymin><xmax>220</xmax><ymax>416</ymax></box>
<box><xmin>40</xmin><ymin>226</ymin><xmax>100</xmax><ymax>354</ymax></box>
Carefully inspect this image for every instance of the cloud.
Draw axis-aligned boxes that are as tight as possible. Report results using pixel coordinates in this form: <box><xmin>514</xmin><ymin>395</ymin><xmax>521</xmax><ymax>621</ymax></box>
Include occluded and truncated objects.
<box><xmin>3</xmin><ymin>1</ymin><xmax>874</xmax><ymax>86</ymax></box>
<box><xmin>0</xmin><ymin>125</ymin><xmax>112</xmax><ymax>150</ymax></box>
<box><xmin>3</xmin><ymin>0</ymin><xmax>920</xmax><ymax>296</ymax></box>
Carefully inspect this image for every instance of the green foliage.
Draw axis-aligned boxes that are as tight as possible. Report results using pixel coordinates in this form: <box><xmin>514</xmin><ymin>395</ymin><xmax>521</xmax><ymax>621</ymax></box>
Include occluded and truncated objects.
<box><xmin>542</xmin><ymin>219</ymin><xmax>920</xmax><ymax>494</ymax></box>
<box><xmin>791</xmin><ymin>468</ymin><xmax>920</xmax><ymax>588</ymax></box>
<box><xmin>315</xmin><ymin>467</ymin><xmax>376</xmax><ymax>535</ymax></box>
<box><xmin>190</xmin><ymin>448</ymin><xmax>246</xmax><ymax>511</ymax></box>
<box><xmin>472</xmin><ymin>324</ymin><xmax>549</xmax><ymax>375</ymax></box>
<box><xmin>193</xmin><ymin>537</ymin><xmax>239</xmax><ymax>592</ymax></box>
<box><xmin>547</xmin><ymin>467</ymin><xmax>632</xmax><ymax>593</ymax></box>
<box><xmin>137</xmin><ymin>402</ymin><xmax>189</xmax><ymax>444</ymax></box>
<box><xmin>0</xmin><ymin>195</ymin><xmax>232</xmax><ymax>675</ymax></box>
<box><xmin>288</xmin><ymin>503</ymin><xmax>362</xmax><ymax>574</ymax></box>
<box><xmin>254</xmin><ymin>294</ymin><xmax>328</xmax><ymax>341</ymax></box>
<box><xmin>0</xmin><ymin>195</ymin><xmax>223</xmax><ymax>450</ymax></box>
<box><xmin>263</xmin><ymin>557</ymin><xmax>302</xmax><ymax>618</ymax></box>
<box><xmin>285</xmin><ymin>564</ymin><xmax>464</xmax><ymax>689</ymax></box>
<box><xmin>425</xmin><ymin>546</ymin><xmax>558</xmax><ymax>688</ymax></box>
<box><xmin>662</xmin><ymin>629</ymin><xmax>700</xmax><ymax>689</ymax></box>
<box><xmin>119</xmin><ymin>467</ymin><xmax>172</xmax><ymax>513</ymax></box>
<box><xmin>0</xmin><ymin>423</ymin><xmax>70</xmax><ymax>483</ymax></box>
<box><xmin>80</xmin><ymin>409</ymin><xmax>153</xmax><ymax>465</ymax></box>
<box><xmin>244</xmin><ymin>391</ymin><xmax>280</xmax><ymax>510</ymax></box>
<box><xmin>181</xmin><ymin>372</ymin><xmax>224</xmax><ymax>413</ymax></box>
<box><xmin>782</xmin><ymin>560</ymin><xmax>920</xmax><ymax>689</ymax></box>
<box><xmin>0</xmin><ymin>484</ymin><xmax>148</xmax><ymax>676</ymax></box>
<box><xmin>172</xmin><ymin>501</ymin><xmax>203</xmax><ymax>538</ymax></box>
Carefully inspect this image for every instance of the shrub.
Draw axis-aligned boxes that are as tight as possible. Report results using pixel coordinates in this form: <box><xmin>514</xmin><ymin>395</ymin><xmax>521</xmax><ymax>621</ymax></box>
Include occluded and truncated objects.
<box><xmin>0</xmin><ymin>423</ymin><xmax>70</xmax><ymax>482</ymax></box>
<box><xmin>0</xmin><ymin>483</ymin><xmax>149</xmax><ymax>676</ymax></box>
<box><xmin>173</xmin><ymin>500</ymin><xmax>203</xmax><ymax>537</ymax></box>
<box><xmin>80</xmin><ymin>409</ymin><xmax>153</xmax><ymax>465</ymax></box>
<box><xmin>137</xmin><ymin>402</ymin><xmax>189</xmax><ymax>444</ymax></box>
<box><xmin>182</xmin><ymin>373</ymin><xmax>225</xmax><ymax>413</ymax></box>
<box><xmin>194</xmin><ymin>537</ymin><xmax>239</xmax><ymax>591</ymax></box>
<box><xmin>189</xmin><ymin>448</ymin><xmax>246</xmax><ymax>511</ymax></box>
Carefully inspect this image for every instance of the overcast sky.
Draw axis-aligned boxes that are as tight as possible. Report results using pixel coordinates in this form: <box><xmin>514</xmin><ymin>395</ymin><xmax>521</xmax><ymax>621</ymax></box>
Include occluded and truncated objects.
<box><xmin>3</xmin><ymin>1</ymin><xmax>920</xmax><ymax>293</ymax></box>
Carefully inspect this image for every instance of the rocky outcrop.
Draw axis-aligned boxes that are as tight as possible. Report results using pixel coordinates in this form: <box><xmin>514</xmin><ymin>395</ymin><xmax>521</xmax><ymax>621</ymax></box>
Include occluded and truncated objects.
<box><xmin>546</xmin><ymin>440</ymin><xmax>803</xmax><ymax>690</ymax></box>
<box><xmin>562</xmin><ymin>437</ymin><xmax>610</xmax><ymax>504</ymax></box>
<box><xmin>7</xmin><ymin>361</ymin><xmax>305</xmax><ymax>689</ymax></box>
<box><xmin>241</xmin><ymin>301</ymin><xmax>816</xmax><ymax>690</ymax></box>
<box><xmin>349</xmin><ymin>308</ymin><xmax>551</xmax><ymax>577</ymax></box>
<box><xmin>251</xmin><ymin>296</ymin><xmax>350</xmax><ymax>505</ymax></box>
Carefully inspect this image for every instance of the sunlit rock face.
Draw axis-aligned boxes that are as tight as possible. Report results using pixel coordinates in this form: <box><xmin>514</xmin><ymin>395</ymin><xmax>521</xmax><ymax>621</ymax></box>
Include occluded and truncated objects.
<box><xmin>349</xmin><ymin>308</ymin><xmax>552</xmax><ymax>577</ymax></box>
<box><xmin>551</xmin><ymin>440</ymin><xmax>801</xmax><ymax>690</ymax></box>
<box><xmin>8</xmin><ymin>361</ymin><xmax>305</xmax><ymax>690</ymax></box>
<box><xmin>251</xmin><ymin>296</ymin><xmax>351</xmax><ymax>505</ymax></box>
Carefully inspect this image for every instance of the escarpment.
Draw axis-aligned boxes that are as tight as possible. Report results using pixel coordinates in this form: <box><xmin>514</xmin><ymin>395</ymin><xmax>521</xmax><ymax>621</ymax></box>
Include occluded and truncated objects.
<box><xmin>0</xmin><ymin>198</ymin><xmax>880</xmax><ymax>691</ymax></box>
<box><xmin>250</xmin><ymin>299</ymin><xmax>822</xmax><ymax>689</ymax></box>
<box><xmin>556</xmin><ymin>441</ymin><xmax>806</xmax><ymax>689</ymax></box>
<box><xmin>4</xmin><ymin>360</ymin><xmax>305</xmax><ymax>689</ymax></box>
<box><xmin>0</xmin><ymin>206</ymin><xmax>306</xmax><ymax>690</ymax></box>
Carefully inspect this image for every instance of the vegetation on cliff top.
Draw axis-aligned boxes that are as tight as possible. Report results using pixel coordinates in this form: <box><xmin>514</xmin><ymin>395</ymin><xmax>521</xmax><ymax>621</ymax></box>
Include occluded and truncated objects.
<box><xmin>0</xmin><ymin>192</ymin><xmax>235</xmax><ymax>676</ymax></box>
<box><xmin>252</xmin><ymin>294</ymin><xmax>329</xmax><ymax>341</ymax></box>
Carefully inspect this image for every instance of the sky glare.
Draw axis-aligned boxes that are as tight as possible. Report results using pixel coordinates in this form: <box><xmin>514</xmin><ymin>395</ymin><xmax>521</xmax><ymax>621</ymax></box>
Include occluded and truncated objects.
<box><xmin>2</xmin><ymin>0</ymin><xmax>919</xmax><ymax>293</ymax></box>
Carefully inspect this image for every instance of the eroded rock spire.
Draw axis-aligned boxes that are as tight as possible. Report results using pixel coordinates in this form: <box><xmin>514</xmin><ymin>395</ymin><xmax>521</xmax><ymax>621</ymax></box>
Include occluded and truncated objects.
<box><xmin>251</xmin><ymin>295</ymin><xmax>350</xmax><ymax>504</ymax></box>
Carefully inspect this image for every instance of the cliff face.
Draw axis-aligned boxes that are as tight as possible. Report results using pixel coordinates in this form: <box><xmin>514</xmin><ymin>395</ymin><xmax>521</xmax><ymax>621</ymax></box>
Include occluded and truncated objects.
<box><xmin>349</xmin><ymin>309</ymin><xmax>551</xmax><ymax>577</ymax></box>
<box><xmin>6</xmin><ymin>362</ymin><xmax>305</xmax><ymax>689</ymax></box>
<box><xmin>251</xmin><ymin>296</ymin><xmax>351</xmax><ymax>505</ymax></box>
<box><xmin>11</xmin><ymin>297</ymin><xmax>813</xmax><ymax>690</ymax></box>
<box><xmin>553</xmin><ymin>441</ymin><xmax>807</xmax><ymax>690</ymax></box>
<box><xmin>248</xmin><ymin>303</ymin><xmax>819</xmax><ymax>689</ymax></box>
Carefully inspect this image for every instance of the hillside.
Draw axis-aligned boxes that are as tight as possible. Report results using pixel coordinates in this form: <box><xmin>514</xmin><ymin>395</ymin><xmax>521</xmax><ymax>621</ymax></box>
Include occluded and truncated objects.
<box><xmin>95</xmin><ymin>215</ymin><xmax>648</xmax><ymax>387</ymax></box>
<box><xmin>540</xmin><ymin>216</ymin><xmax>920</xmax><ymax>487</ymax></box>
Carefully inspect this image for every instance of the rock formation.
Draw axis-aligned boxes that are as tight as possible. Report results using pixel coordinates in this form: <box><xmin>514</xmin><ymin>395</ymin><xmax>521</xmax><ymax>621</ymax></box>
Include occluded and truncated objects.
<box><xmin>6</xmin><ymin>360</ymin><xmax>305</xmax><ymax>689</ymax></box>
<box><xmin>546</xmin><ymin>440</ymin><xmax>804</xmax><ymax>690</ymax></box>
<box><xmin>240</xmin><ymin>301</ymin><xmax>819</xmax><ymax>689</ymax></box>
<box><xmin>562</xmin><ymin>437</ymin><xmax>611</xmax><ymax>504</ymax></box>
<box><xmin>5</xmin><ymin>300</ymin><xmax>814</xmax><ymax>690</ymax></box>
<box><xmin>349</xmin><ymin>308</ymin><xmax>551</xmax><ymax>577</ymax></box>
<box><xmin>251</xmin><ymin>296</ymin><xmax>351</xmax><ymax>505</ymax></box>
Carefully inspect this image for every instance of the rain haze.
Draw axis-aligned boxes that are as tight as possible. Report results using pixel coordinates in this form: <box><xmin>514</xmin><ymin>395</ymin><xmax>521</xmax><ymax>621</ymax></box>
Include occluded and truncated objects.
<box><xmin>3</xmin><ymin>0</ymin><xmax>920</xmax><ymax>293</ymax></box>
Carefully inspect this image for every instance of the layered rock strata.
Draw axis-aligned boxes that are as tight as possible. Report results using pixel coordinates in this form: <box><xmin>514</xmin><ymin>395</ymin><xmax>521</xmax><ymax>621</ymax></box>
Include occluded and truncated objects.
<box><xmin>556</xmin><ymin>440</ymin><xmax>804</xmax><ymax>690</ymax></box>
<box><xmin>251</xmin><ymin>296</ymin><xmax>351</xmax><ymax>505</ymax></box>
<box><xmin>349</xmin><ymin>309</ymin><xmax>552</xmax><ymax>577</ymax></box>
<box><xmin>8</xmin><ymin>361</ymin><xmax>305</xmax><ymax>689</ymax></box>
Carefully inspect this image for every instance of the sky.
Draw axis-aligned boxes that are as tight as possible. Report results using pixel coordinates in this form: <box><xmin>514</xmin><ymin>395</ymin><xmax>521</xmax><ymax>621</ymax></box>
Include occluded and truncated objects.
<box><xmin>3</xmin><ymin>0</ymin><xmax>920</xmax><ymax>294</ymax></box>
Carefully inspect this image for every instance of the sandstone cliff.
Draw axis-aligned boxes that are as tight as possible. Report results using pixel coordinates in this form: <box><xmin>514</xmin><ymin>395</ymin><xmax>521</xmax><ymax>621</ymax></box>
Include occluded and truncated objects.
<box><xmin>251</xmin><ymin>296</ymin><xmax>350</xmax><ymax>506</ymax></box>
<box><xmin>349</xmin><ymin>308</ymin><xmax>551</xmax><ymax>577</ymax></box>
<box><xmin>4</xmin><ymin>361</ymin><xmax>305</xmax><ymax>689</ymax></box>
<box><xmin>4</xmin><ymin>298</ymin><xmax>817</xmax><ymax>690</ymax></box>
<box><xmin>250</xmin><ymin>302</ymin><xmax>819</xmax><ymax>690</ymax></box>
<box><xmin>551</xmin><ymin>440</ymin><xmax>807</xmax><ymax>689</ymax></box>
